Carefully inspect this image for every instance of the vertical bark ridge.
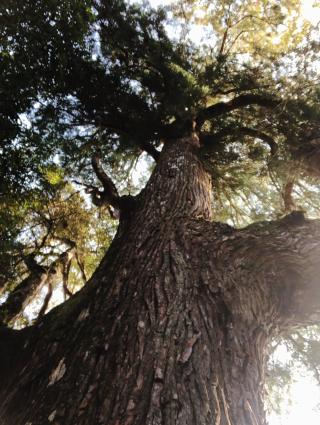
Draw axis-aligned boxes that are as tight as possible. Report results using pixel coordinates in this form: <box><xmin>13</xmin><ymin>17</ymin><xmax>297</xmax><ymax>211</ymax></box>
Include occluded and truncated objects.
<box><xmin>139</xmin><ymin>134</ymin><xmax>213</xmax><ymax>222</ymax></box>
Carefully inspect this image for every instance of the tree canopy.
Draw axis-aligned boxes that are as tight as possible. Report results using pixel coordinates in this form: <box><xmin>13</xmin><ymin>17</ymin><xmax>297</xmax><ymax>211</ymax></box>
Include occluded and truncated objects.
<box><xmin>1</xmin><ymin>0</ymin><xmax>320</xmax><ymax>419</ymax></box>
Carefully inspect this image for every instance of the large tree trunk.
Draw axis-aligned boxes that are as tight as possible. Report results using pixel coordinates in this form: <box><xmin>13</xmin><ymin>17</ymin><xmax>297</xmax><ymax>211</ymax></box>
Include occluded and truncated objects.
<box><xmin>1</xmin><ymin>134</ymin><xmax>320</xmax><ymax>425</ymax></box>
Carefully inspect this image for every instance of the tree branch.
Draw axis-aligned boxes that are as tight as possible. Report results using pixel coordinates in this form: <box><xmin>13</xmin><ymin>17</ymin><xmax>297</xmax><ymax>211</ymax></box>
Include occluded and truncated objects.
<box><xmin>0</xmin><ymin>246</ymin><xmax>76</xmax><ymax>325</ymax></box>
<box><xmin>0</xmin><ymin>265</ymin><xmax>48</xmax><ymax>325</ymax></box>
<box><xmin>91</xmin><ymin>153</ymin><xmax>121</xmax><ymax>211</ymax></box>
<box><xmin>219</xmin><ymin>215</ymin><xmax>320</xmax><ymax>328</ymax></box>
<box><xmin>36</xmin><ymin>282</ymin><xmax>53</xmax><ymax>321</ymax></box>
<box><xmin>91</xmin><ymin>153</ymin><xmax>136</xmax><ymax>218</ymax></box>
<box><xmin>282</xmin><ymin>180</ymin><xmax>296</xmax><ymax>213</ymax></box>
<box><xmin>201</xmin><ymin>126</ymin><xmax>278</xmax><ymax>155</ymax></box>
<box><xmin>23</xmin><ymin>254</ymin><xmax>46</xmax><ymax>274</ymax></box>
<box><xmin>196</xmin><ymin>94</ymin><xmax>281</xmax><ymax>128</ymax></box>
<box><xmin>75</xmin><ymin>251</ymin><xmax>87</xmax><ymax>284</ymax></box>
<box><xmin>62</xmin><ymin>258</ymin><xmax>73</xmax><ymax>299</ymax></box>
<box><xmin>195</xmin><ymin>215</ymin><xmax>320</xmax><ymax>331</ymax></box>
<box><xmin>90</xmin><ymin>111</ymin><xmax>160</xmax><ymax>161</ymax></box>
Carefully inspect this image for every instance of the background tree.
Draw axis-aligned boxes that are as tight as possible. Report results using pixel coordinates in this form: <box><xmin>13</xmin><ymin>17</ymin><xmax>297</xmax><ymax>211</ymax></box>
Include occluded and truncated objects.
<box><xmin>1</xmin><ymin>0</ymin><xmax>320</xmax><ymax>424</ymax></box>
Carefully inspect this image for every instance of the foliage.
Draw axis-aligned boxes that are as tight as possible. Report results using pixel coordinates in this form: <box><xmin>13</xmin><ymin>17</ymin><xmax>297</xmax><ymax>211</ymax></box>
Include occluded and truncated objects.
<box><xmin>0</xmin><ymin>177</ymin><xmax>116</xmax><ymax>321</ymax></box>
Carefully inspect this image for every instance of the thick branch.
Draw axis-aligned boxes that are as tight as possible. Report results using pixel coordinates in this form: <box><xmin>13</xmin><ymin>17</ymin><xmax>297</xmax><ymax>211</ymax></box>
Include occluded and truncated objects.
<box><xmin>91</xmin><ymin>153</ymin><xmax>136</xmax><ymax>218</ymax></box>
<box><xmin>0</xmin><ymin>247</ymin><xmax>75</xmax><ymax>325</ymax></box>
<box><xmin>91</xmin><ymin>153</ymin><xmax>120</xmax><ymax>203</ymax></box>
<box><xmin>62</xmin><ymin>258</ymin><xmax>73</xmax><ymax>299</ymax></box>
<box><xmin>91</xmin><ymin>153</ymin><xmax>122</xmax><ymax>211</ymax></box>
<box><xmin>36</xmin><ymin>282</ymin><xmax>53</xmax><ymax>321</ymax></box>
<box><xmin>205</xmin><ymin>214</ymin><xmax>320</xmax><ymax>330</ymax></box>
<box><xmin>282</xmin><ymin>180</ymin><xmax>296</xmax><ymax>213</ymax></box>
<box><xmin>0</xmin><ymin>267</ymin><xmax>48</xmax><ymax>325</ymax></box>
<box><xmin>196</xmin><ymin>94</ymin><xmax>281</xmax><ymax>128</ymax></box>
<box><xmin>75</xmin><ymin>251</ymin><xmax>87</xmax><ymax>283</ymax></box>
<box><xmin>201</xmin><ymin>126</ymin><xmax>278</xmax><ymax>155</ymax></box>
<box><xmin>90</xmin><ymin>111</ymin><xmax>160</xmax><ymax>161</ymax></box>
<box><xmin>0</xmin><ymin>277</ymin><xmax>7</xmax><ymax>296</ymax></box>
<box><xmin>23</xmin><ymin>254</ymin><xmax>45</xmax><ymax>273</ymax></box>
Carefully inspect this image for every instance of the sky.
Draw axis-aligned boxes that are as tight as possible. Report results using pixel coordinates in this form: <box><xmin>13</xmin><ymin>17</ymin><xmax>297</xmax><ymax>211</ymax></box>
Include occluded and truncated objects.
<box><xmin>267</xmin><ymin>341</ymin><xmax>320</xmax><ymax>425</ymax></box>
<box><xmin>269</xmin><ymin>378</ymin><xmax>320</xmax><ymax>425</ymax></box>
<box><xmin>148</xmin><ymin>0</ymin><xmax>320</xmax><ymax>26</ymax></box>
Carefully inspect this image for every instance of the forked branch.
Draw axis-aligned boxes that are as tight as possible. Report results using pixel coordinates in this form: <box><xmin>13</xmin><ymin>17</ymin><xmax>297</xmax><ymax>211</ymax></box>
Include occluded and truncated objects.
<box><xmin>90</xmin><ymin>153</ymin><xmax>121</xmax><ymax>217</ymax></box>
<box><xmin>91</xmin><ymin>153</ymin><xmax>120</xmax><ymax>207</ymax></box>
<box><xmin>90</xmin><ymin>152</ymin><xmax>135</xmax><ymax>218</ymax></box>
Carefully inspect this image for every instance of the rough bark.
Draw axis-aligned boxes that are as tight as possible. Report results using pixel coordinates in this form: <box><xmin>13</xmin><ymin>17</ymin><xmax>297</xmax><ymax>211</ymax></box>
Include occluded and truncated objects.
<box><xmin>282</xmin><ymin>180</ymin><xmax>296</xmax><ymax>213</ymax></box>
<box><xmin>1</xmin><ymin>134</ymin><xmax>320</xmax><ymax>425</ymax></box>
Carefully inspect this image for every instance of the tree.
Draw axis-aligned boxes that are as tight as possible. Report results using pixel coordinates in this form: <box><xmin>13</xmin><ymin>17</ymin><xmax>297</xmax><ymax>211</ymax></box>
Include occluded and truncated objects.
<box><xmin>1</xmin><ymin>0</ymin><xmax>320</xmax><ymax>423</ymax></box>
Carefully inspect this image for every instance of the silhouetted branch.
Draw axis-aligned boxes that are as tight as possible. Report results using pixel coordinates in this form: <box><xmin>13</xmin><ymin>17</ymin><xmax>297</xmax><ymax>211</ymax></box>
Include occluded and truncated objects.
<box><xmin>37</xmin><ymin>282</ymin><xmax>53</xmax><ymax>321</ymax></box>
<box><xmin>201</xmin><ymin>126</ymin><xmax>278</xmax><ymax>155</ymax></box>
<box><xmin>91</xmin><ymin>153</ymin><xmax>121</xmax><ymax>209</ymax></box>
<box><xmin>196</xmin><ymin>94</ymin><xmax>280</xmax><ymax>128</ymax></box>
<box><xmin>62</xmin><ymin>258</ymin><xmax>73</xmax><ymax>299</ymax></box>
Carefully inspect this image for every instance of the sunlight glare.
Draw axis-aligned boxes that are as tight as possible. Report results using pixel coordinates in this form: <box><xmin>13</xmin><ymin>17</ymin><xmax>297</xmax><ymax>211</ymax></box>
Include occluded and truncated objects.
<box><xmin>301</xmin><ymin>0</ymin><xmax>320</xmax><ymax>24</ymax></box>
